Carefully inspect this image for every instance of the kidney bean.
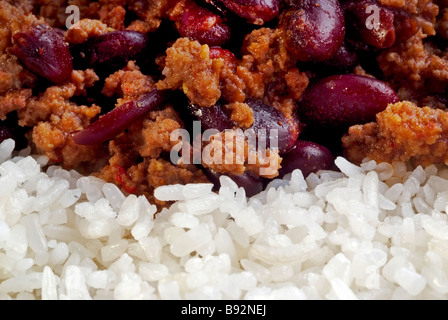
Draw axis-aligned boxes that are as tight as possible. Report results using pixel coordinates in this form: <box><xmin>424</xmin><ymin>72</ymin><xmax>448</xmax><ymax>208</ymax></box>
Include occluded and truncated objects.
<box><xmin>188</xmin><ymin>99</ymin><xmax>299</xmax><ymax>153</ymax></box>
<box><xmin>176</xmin><ymin>1</ymin><xmax>231</xmax><ymax>46</ymax></box>
<box><xmin>278</xmin><ymin>140</ymin><xmax>334</xmax><ymax>178</ymax></box>
<box><xmin>11</xmin><ymin>24</ymin><xmax>73</xmax><ymax>84</ymax></box>
<box><xmin>323</xmin><ymin>42</ymin><xmax>359</xmax><ymax>72</ymax></box>
<box><xmin>214</xmin><ymin>0</ymin><xmax>280</xmax><ymax>24</ymax></box>
<box><xmin>209</xmin><ymin>47</ymin><xmax>238</xmax><ymax>67</ymax></box>
<box><xmin>202</xmin><ymin>167</ymin><xmax>264</xmax><ymax>197</ymax></box>
<box><xmin>282</xmin><ymin>0</ymin><xmax>345</xmax><ymax>62</ymax></box>
<box><xmin>187</xmin><ymin>102</ymin><xmax>235</xmax><ymax>132</ymax></box>
<box><xmin>392</xmin><ymin>9</ymin><xmax>419</xmax><ymax>44</ymax></box>
<box><xmin>248</xmin><ymin>98</ymin><xmax>300</xmax><ymax>154</ymax></box>
<box><xmin>72</xmin><ymin>89</ymin><xmax>167</xmax><ymax>145</ymax></box>
<box><xmin>343</xmin><ymin>0</ymin><xmax>396</xmax><ymax>49</ymax></box>
<box><xmin>70</xmin><ymin>30</ymin><xmax>149</xmax><ymax>70</ymax></box>
<box><xmin>297</xmin><ymin>74</ymin><xmax>399</xmax><ymax>129</ymax></box>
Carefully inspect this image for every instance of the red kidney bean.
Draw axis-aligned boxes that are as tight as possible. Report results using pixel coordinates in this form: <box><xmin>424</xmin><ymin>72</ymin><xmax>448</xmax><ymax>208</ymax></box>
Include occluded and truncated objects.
<box><xmin>188</xmin><ymin>98</ymin><xmax>299</xmax><ymax>153</ymax></box>
<box><xmin>297</xmin><ymin>74</ymin><xmax>399</xmax><ymax>129</ymax></box>
<box><xmin>187</xmin><ymin>102</ymin><xmax>235</xmax><ymax>132</ymax></box>
<box><xmin>209</xmin><ymin>47</ymin><xmax>238</xmax><ymax>66</ymax></box>
<box><xmin>70</xmin><ymin>30</ymin><xmax>149</xmax><ymax>70</ymax></box>
<box><xmin>323</xmin><ymin>42</ymin><xmax>359</xmax><ymax>72</ymax></box>
<box><xmin>11</xmin><ymin>24</ymin><xmax>73</xmax><ymax>84</ymax></box>
<box><xmin>248</xmin><ymin>98</ymin><xmax>300</xmax><ymax>154</ymax></box>
<box><xmin>214</xmin><ymin>0</ymin><xmax>280</xmax><ymax>24</ymax></box>
<box><xmin>392</xmin><ymin>9</ymin><xmax>419</xmax><ymax>44</ymax></box>
<box><xmin>176</xmin><ymin>1</ymin><xmax>231</xmax><ymax>46</ymax></box>
<box><xmin>282</xmin><ymin>0</ymin><xmax>345</xmax><ymax>62</ymax></box>
<box><xmin>278</xmin><ymin>140</ymin><xmax>334</xmax><ymax>178</ymax></box>
<box><xmin>202</xmin><ymin>167</ymin><xmax>264</xmax><ymax>197</ymax></box>
<box><xmin>72</xmin><ymin>89</ymin><xmax>167</xmax><ymax>145</ymax></box>
<box><xmin>343</xmin><ymin>0</ymin><xmax>396</xmax><ymax>49</ymax></box>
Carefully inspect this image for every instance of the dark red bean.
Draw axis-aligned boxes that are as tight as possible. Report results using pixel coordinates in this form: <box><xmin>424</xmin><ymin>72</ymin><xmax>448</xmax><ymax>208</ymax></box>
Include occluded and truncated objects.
<box><xmin>247</xmin><ymin>98</ymin><xmax>300</xmax><ymax>154</ymax></box>
<box><xmin>324</xmin><ymin>42</ymin><xmax>359</xmax><ymax>71</ymax></box>
<box><xmin>203</xmin><ymin>167</ymin><xmax>264</xmax><ymax>197</ymax></box>
<box><xmin>282</xmin><ymin>0</ymin><xmax>345</xmax><ymax>62</ymax></box>
<box><xmin>70</xmin><ymin>30</ymin><xmax>149</xmax><ymax>70</ymax></box>
<box><xmin>188</xmin><ymin>99</ymin><xmax>299</xmax><ymax>153</ymax></box>
<box><xmin>278</xmin><ymin>140</ymin><xmax>334</xmax><ymax>178</ymax></box>
<box><xmin>11</xmin><ymin>24</ymin><xmax>73</xmax><ymax>84</ymax></box>
<box><xmin>209</xmin><ymin>47</ymin><xmax>238</xmax><ymax>66</ymax></box>
<box><xmin>392</xmin><ymin>9</ymin><xmax>419</xmax><ymax>44</ymax></box>
<box><xmin>72</xmin><ymin>89</ymin><xmax>167</xmax><ymax>145</ymax></box>
<box><xmin>0</xmin><ymin>125</ymin><xmax>14</xmax><ymax>144</ymax></box>
<box><xmin>297</xmin><ymin>74</ymin><xmax>399</xmax><ymax>129</ymax></box>
<box><xmin>176</xmin><ymin>1</ymin><xmax>231</xmax><ymax>46</ymax></box>
<box><xmin>215</xmin><ymin>0</ymin><xmax>280</xmax><ymax>24</ymax></box>
<box><xmin>343</xmin><ymin>0</ymin><xmax>396</xmax><ymax>49</ymax></box>
<box><xmin>187</xmin><ymin>102</ymin><xmax>235</xmax><ymax>132</ymax></box>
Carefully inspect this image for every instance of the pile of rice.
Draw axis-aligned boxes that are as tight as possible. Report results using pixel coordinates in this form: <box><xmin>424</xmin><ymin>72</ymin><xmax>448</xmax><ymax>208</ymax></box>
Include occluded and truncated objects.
<box><xmin>1</xmin><ymin>138</ymin><xmax>448</xmax><ymax>300</ymax></box>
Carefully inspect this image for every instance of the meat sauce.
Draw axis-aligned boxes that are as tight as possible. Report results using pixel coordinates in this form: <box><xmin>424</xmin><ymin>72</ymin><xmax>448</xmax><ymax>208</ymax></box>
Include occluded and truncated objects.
<box><xmin>0</xmin><ymin>0</ymin><xmax>447</xmax><ymax>207</ymax></box>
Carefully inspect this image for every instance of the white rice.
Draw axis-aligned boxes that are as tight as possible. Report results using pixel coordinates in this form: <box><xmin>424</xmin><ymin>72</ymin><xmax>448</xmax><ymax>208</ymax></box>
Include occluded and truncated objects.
<box><xmin>2</xmin><ymin>137</ymin><xmax>448</xmax><ymax>300</ymax></box>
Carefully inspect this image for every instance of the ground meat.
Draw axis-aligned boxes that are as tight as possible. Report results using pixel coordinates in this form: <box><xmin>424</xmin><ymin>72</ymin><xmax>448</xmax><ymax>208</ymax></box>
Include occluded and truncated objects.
<box><xmin>403</xmin><ymin>0</ymin><xmax>440</xmax><ymax>36</ymax></box>
<box><xmin>377</xmin><ymin>30</ymin><xmax>448</xmax><ymax>90</ymax></box>
<box><xmin>217</xmin><ymin>53</ymin><xmax>246</xmax><ymax>104</ymax></box>
<box><xmin>128</xmin><ymin>105</ymin><xmax>183</xmax><ymax>159</ymax></box>
<box><xmin>0</xmin><ymin>89</ymin><xmax>32</xmax><ymax>120</ymax></box>
<box><xmin>225</xmin><ymin>102</ymin><xmax>254</xmax><ymax>129</ymax></box>
<box><xmin>0</xmin><ymin>53</ymin><xmax>25</xmax><ymax>95</ymax></box>
<box><xmin>126</xmin><ymin>0</ymin><xmax>175</xmax><ymax>33</ymax></box>
<box><xmin>0</xmin><ymin>1</ymin><xmax>35</xmax><ymax>52</ymax></box>
<box><xmin>156</xmin><ymin>37</ymin><xmax>223</xmax><ymax>107</ymax></box>
<box><xmin>201</xmin><ymin>129</ymin><xmax>282</xmax><ymax>179</ymax></box>
<box><xmin>102</xmin><ymin>61</ymin><xmax>155</xmax><ymax>103</ymax></box>
<box><xmin>18</xmin><ymin>72</ymin><xmax>102</xmax><ymax>168</ymax></box>
<box><xmin>147</xmin><ymin>158</ymin><xmax>208</xmax><ymax>193</ymax></box>
<box><xmin>33</xmin><ymin>0</ymin><xmax>70</xmax><ymax>28</ymax></box>
<box><xmin>237</xmin><ymin>27</ymin><xmax>306</xmax><ymax>117</ymax></box>
<box><xmin>342</xmin><ymin>100</ymin><xmax>448</xmax><ymax>166</ymax></box>
<box><xmin>379</xmin><ymin>0</ymin><xmax>406</xmax><ymax>7</ymax></box>
<box><xmin>64</xmin><ymin>18</ymin><xmax>109</xmax><ymax>44</ymax></box>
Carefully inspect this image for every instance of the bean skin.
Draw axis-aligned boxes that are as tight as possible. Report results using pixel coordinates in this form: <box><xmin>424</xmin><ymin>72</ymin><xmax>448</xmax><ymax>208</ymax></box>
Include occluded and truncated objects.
<box><xmin>278</xmin><ymin>140</ymin><xmax>334</xmax><ymax>178</ymax></box>
<box><xmin>11</xmin><ymin>24</ymin><xmax>73</xmax><ymax>84</ymax></box>
<box><xmin>72</xmin><ymin>89</ymin><xmax>167</xmax><ymax>145</ymax></box>
<box><xmin>248</xmin><ymin>98</ymin><xmax>300</xmax><ymax>154</ymax></box>
<box><xmin>70</xmin><ymin>30</ymin><xmax>149</xmax><ymax>70</ymax></box>
<box><xmin>282</xmin><ymin>0</ymin><xmax>345</xmax><ymax>62</ymax></box>
<box><xmin>187</xmin><ymin>102</ymin><xmax>235</xmax><ymax>132</ymax></box>
<box><xmin>343</xmin><ymin>0</ymin><xmax>396</xmax><ymax>49</ymax></box>
<box><xmin>176</xmin><ymin>1</ymin><xmax>231</xmax><ymax>46</ymax></box>
<box><xmin>297</xmin><ymin>74</ymin><xmax>400</xmax><ymax>129</ymax></box>
<box><xmin>188</xmin><ymin>99</ymin><xmax>300</xmax><ymax>154</ymax></box>
<box><xmin>214</xmin><ymin>0</ymin><xmax>280</xmax><ymax>24</ymax></box>
<box><xmin>392</xmin><ymin>8</ymin><xmax>419</xmax><ymax>44</ymax></box>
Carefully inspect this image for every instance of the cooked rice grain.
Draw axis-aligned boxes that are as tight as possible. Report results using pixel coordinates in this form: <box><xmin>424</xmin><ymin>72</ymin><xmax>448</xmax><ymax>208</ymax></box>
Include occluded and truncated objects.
<box><xmin>1</xmin><ymin>138</ymin><xmax>448</xmax><ymax>300</ymax></box>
